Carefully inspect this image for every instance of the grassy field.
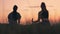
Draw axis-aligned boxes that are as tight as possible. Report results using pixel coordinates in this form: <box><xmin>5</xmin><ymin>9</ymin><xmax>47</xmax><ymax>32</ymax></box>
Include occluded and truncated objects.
<box><xmin>0</xmin><ymin>22</ymin><xmax>60</xmax><ymax>34</ymax></box>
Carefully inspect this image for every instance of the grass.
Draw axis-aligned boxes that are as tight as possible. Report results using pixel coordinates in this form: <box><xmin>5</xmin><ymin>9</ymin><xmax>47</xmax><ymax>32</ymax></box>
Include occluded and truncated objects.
<box><xmin>0</xmin><ymin>22</ymin><xmax>60</xmax><ymax>34</ymax></box>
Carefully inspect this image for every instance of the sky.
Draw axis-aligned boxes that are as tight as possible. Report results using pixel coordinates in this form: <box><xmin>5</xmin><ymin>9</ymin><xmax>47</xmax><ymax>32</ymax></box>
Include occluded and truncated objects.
<box><xmin>0</xmin><ymin>0</ymin><xmax>60</xmax><ymax>24</ymax></box>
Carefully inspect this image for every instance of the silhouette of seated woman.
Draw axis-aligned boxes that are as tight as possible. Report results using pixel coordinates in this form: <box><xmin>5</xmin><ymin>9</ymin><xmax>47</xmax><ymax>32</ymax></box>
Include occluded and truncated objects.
<box><xmin>38</xmin><ymin>2</ymin><xmax>49</xmax><ymax>23</ymax></box>
<box><xmin>8</xmin><ymin>5</ymin><xmax>21</xmax><ymax>24</ymax></box>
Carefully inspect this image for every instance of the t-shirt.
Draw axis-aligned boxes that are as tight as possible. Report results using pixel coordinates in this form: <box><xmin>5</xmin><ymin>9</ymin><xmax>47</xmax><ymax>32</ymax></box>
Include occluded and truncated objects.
<box><xmin>38</xmin><ymin>10</ymin><xmax>49</xmax><ymax>19</ymax></box>
<box><xmin>8</xmin><ymin>12</ymin><xmax>21</xmax><ymax>24</ymax></box>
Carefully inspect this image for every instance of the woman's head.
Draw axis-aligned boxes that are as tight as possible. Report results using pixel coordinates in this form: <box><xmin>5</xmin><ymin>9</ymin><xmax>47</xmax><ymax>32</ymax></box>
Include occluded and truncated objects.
<box><xmin>41</xmin><ymin>2</ymin><xmax>46</xmax><ymax>10</ymax></box>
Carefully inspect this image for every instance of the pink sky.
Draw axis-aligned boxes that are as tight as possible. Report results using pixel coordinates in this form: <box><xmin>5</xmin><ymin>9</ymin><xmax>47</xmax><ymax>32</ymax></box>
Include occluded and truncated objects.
<box><xmin>0</xmin><ymin>0</ymin><xmax>60</xmax><ymax>24</ymax></box>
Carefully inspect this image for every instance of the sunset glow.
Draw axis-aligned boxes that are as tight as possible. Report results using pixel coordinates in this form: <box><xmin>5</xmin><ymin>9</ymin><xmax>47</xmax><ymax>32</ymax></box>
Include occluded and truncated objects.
<box><xmin>0</xmin><ymin>0</ymin><xmax>60</xmax><ymax>24</ymax></box>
